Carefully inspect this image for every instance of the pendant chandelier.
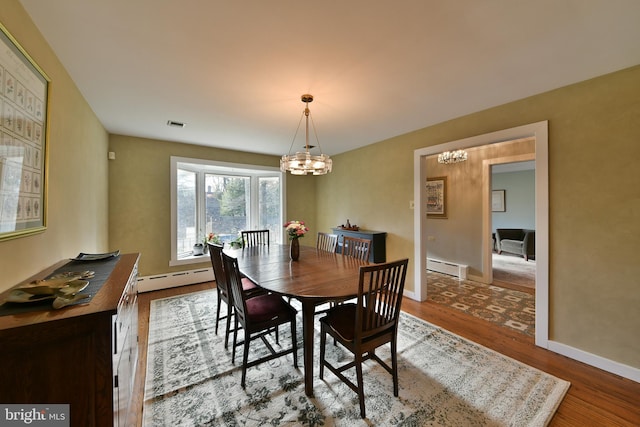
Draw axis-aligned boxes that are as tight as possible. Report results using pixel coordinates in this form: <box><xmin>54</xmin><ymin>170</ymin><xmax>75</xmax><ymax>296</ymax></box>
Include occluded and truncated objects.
<box><xmin>437</xmin><ymin>149</ymin><xmax>468</xmax><ymax>164</ymax></box>
<box><xmin>280</xmin><ymin>94</ymin><xmax>332</xmax><ymax>175</ymax></box>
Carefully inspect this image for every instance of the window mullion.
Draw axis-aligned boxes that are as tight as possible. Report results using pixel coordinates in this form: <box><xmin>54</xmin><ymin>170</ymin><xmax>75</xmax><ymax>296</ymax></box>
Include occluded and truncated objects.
<box><xmin>250</xmin><ymin>176</ymin><xmax>259</xmax><ymax>229</ymax></box>
<box><xmin>196</xmin><ymin>171</ymin><xmax>206</xmax><ymax>244</ymax></box>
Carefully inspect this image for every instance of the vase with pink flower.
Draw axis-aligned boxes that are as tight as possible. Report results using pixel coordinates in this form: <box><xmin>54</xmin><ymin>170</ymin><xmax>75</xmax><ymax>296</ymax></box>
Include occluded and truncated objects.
<box><xmin>283</xmin><ymin>220</ymin><xmax>309</xmax><ymax>261</ymax></box>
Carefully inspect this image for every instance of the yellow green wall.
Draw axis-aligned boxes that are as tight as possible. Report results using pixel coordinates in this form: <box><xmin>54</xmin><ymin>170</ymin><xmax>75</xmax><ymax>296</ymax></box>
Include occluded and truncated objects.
<box><xmin>317</xmin><ymin>65</ymin><xmax>640</xmax><ymax>368</ymax></box>
<box><xmin>0</xmin><ymin>2</ymin><xmax>109</xmax><ymax>291</ymax></box>
<box><xmin>108</xmin><ymin>135</ymin><xmax>316</xmax><ymax>276</ymax></box>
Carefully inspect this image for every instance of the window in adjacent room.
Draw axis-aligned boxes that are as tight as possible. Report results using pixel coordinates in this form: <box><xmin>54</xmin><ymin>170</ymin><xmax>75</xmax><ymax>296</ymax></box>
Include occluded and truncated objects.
<box><xmin>170</xmin><ymin>157</ymin><xmax>284</xmax><ymax>265</ymax></box>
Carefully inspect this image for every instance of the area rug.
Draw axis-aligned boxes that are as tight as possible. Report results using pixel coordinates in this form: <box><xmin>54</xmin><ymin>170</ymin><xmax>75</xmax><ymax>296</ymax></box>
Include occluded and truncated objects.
<box><xmin>143</xmin><ymin>290</ymin><xmax>569</xmax><ymax>426</ymax></box>
<box><xmin>427</xmin><ymin>271</ymin><xmax>535</xmax><ymax>337</ymax></box>
<box><xmin>492</xmin><ymin>253</ymin><xmax>536</xmax><ymax>289</ymax></box>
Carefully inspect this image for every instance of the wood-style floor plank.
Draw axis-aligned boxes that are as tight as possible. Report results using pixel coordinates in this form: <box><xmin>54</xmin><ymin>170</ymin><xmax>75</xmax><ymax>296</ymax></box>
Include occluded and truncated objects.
<box><xmin>130</xmin><ymin>282</ymin><xmax>640</xmax><ymax>427</ymax></box>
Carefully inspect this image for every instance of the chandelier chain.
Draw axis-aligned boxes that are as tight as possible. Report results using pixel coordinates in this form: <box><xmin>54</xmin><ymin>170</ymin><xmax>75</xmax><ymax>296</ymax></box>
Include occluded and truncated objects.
<box><xmin>285</xmin><ymin>111</ymin><xmax>306</xmax><ymax>155</ymax></box>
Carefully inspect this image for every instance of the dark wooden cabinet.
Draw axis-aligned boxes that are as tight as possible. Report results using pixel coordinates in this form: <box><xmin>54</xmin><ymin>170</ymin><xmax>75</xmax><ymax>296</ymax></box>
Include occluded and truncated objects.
<box><xmin>332</xmin><ymin>228</ymin><xmax>387</xmax><ymax>263</ymax></box>
<box><xmin>0</xmin><ymin>253</ymin><xmax>139</xmax><ymax>427</ymax></box>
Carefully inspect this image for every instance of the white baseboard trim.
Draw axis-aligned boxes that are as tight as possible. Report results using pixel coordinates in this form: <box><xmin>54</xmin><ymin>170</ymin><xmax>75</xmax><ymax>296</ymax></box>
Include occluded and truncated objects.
<box><xmin>138</xmin><ymin>267</ymin><xmax>214</xmax><ymax>293</ymax></box>
<box><xmin>403</xmin><ymin>289</ymin><xmax>417</xmax><ymax>301</ymax></box>
<box><xmin>427</xmin><ymin>258</ymin><xmax>469</xmax><ymax>280</ymax></box>
<box><xmin>547</xmin><ymin>340</ymin><xmax>640</xmax><ymax>383</ymax></box>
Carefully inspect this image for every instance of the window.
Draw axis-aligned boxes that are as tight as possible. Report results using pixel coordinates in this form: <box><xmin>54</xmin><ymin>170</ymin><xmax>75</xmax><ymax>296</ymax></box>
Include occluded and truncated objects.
<box><xmin>170</xmin><ymin>157</ymin><xmax>284</xmax><ymax>265</ymax></box>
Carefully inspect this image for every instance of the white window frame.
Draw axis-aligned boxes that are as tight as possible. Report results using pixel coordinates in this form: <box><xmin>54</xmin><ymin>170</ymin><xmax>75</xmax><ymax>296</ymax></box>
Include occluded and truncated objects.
<box><xmin>170</xmin><ymin>156</ymin><xmax>285</xmax><ymax>266</ymax></box>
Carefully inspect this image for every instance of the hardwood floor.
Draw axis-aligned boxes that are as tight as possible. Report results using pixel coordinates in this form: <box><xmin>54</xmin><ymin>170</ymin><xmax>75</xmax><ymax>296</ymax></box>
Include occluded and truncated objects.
<box><xmin>130</xmin><ymin>282</ymin><xmax>640</xmax><ymax>426</ymax></box>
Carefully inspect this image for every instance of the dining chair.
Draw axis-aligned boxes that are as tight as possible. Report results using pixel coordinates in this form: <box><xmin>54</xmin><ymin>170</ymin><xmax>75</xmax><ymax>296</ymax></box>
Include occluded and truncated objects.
<box><xmin>207</xmin><ymin>243</ymin><xmax>264</xmax><ymax>348</ymax></box>
<box><xmin>316</xmin><ymin>232</ymin><xmax>338</xmax><ymax>252</ymax></box>
<box><xmin>319</xmin><ymin>258</ymin><xmax>409</xmax><ymax>419</ymax></box>
<box><xmin>241</xmin><ymin>229</ymin><xmax>270</xmax><ymax>248</ymax></box>
<box><xmin>329</xmin><ymin>236</ymin><xmax>372</xmax><ymax>310</ymax></box>
<box><xmin>342</xmin><ymin>236</ymin><xmax>371</xmax><ymax>262</ymax></box>
<box><xmin>222</xmin><ymin>251</ymin><xmax>299</xmax><ymax>388</ymax></box>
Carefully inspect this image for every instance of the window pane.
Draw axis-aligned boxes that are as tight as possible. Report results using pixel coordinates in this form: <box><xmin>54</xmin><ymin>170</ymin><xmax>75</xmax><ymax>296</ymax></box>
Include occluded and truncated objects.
<box><xmin>205</xmin><ymin>174</ymin><xmax>250</xmax><ymax>244</ymax></box>
<box><xmin>177</xmin><ymin>168</ymin><xmax>196</xmax><ymax>256</ymax></box>
<box><xmin>258</xmin><ymin>176</ymin><xmax>281</xmax><ymax>243</ymax></box>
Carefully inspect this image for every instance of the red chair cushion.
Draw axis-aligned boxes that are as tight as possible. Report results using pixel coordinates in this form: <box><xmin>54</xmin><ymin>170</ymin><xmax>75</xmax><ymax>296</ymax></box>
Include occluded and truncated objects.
<box><xmin>245</xmin><ymin>294</ymin><xmax>293</xmax><ymax>323</ymax></box>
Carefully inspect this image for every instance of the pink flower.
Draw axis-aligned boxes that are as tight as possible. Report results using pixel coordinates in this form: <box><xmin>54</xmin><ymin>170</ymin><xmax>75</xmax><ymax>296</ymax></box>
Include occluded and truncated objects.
<box><xmin>284</xmin><ymin>220</ymin><xmax>309</xmax><ymax>240</ymax></box>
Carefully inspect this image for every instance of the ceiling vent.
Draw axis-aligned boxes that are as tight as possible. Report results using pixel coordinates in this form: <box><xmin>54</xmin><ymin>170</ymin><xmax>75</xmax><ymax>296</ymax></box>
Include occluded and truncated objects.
<box><xmin>167</xmin><ymin>120</ymin><xmax>186</xmax><ymax>128</ymax></box>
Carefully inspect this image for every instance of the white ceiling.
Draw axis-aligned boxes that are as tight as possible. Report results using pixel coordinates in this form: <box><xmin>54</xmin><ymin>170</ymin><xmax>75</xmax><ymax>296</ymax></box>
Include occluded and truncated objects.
<box><xmin>19</xmin><ymin>0</ymin><xmax>640</xmax><ymax>157</ymax></box>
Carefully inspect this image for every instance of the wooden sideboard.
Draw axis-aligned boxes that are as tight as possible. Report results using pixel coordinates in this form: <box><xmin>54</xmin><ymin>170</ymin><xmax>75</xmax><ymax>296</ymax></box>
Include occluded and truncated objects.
<box><xmin>0</xmin><ymin>253</ymin><xmax>139</xmax><ymax>427</ymax></box>
<box><xmin>332</xmin><ymin>228</ymin><xmax>387</xmax><ymax>263</ymax></box>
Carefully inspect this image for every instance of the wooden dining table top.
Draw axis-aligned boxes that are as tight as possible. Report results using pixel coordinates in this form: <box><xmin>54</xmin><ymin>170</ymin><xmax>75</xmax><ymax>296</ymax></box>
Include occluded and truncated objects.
<box><xmin>225</xmin><ymin>244</ymin><xmax>367</xmax><ymax>300</ymax></box>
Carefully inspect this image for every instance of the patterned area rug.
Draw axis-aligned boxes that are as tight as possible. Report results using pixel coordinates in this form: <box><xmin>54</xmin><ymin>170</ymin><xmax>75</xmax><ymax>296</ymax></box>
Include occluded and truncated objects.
<box><xmin>143</xmin><ymin>290</ymin><xmax>568</xmax><ymax>426</ymax></box>
<box><xmin>427</xmin><ymin>271</ymin><xmax>536</xmax><ymax>337</ymax></box>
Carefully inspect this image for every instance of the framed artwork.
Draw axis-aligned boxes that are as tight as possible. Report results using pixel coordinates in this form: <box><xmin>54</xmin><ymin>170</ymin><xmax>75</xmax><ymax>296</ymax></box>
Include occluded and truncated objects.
<box><xmin>0</xmin><ymin>23</ymin><xmax>50</xmax><ymax>241</ymax></box>
<box><xmin>426</xmin><ymin>176</ymin><xmax>447</xmax><ymax>218</ymax></box>
<box><xmin>492</xmin><ymin>189</ymin><xmax>506</xmax><ymax>212</ymax></box>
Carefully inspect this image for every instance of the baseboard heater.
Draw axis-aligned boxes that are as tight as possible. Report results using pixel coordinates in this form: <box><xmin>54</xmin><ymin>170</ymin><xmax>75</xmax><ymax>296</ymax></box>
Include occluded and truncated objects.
<box><xmin>138</xmin><ymin>267</ymin><xmax>214</xmax><ymax>293</ymax></box>
<box><xmin>427</xmin><ymin>258</ymin><xmax>468</xmax><ymax>280</ymax></box>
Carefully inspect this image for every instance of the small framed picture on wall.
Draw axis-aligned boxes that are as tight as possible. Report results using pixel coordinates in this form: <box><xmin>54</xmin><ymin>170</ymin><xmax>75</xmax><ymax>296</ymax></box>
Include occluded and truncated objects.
<box><xmin>492</xmin><ymin>189</ymin><xmax>506</xmax><ymax>212</ymax></box>
<box><xmin>426</xmin><ymin>176</ymin><xmax>447</xmax><ymax>218</ymax></box>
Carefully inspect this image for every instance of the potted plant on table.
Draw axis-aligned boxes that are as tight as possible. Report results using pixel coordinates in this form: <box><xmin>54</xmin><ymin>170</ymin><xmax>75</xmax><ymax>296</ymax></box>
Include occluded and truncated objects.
<box><xmin>229</xmin><ymin>234</ymin><xmax>244</xmax><ymax>249</ymax></box>
<box><xmin>202</xmin><ymin>233</ymin><xmax>222</xmax><ymax>253</ymax></box>
<box><xmin>284</xmin><ymin>220</ymin><xmax>309</xmax><ymax>261</ymax></box>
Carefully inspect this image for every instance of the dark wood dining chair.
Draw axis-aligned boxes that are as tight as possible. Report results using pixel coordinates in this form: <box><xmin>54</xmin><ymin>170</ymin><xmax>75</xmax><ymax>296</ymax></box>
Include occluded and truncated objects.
<box><xmin>330</xmin><ymin>236</ymin><xmax>372</xmax><ymax>310</ymax></box>
<box><xmin>222</xmin><ymin>251</ymin><xmax>298</xmax><ymax>388</ymax></box>
<box><xmin>342</xmin><ymin>236</ymin><xmax>371</xmax><ymax>262</ymax></box>
<box><xmin>316</xmin><ymin>232</ymin><xmax>338</xmax><ymax>252</ymax></box>
<box><xmin>241</xmin><ymin>229</ymin><xmax>270</xmax><ymax>248</ymax></box>
<box><xmin>319</xmin><ymin>258</ymin><xmax>409</xmax><ymax>419</ymax></box>
<box><xmin>207</xmin><ymin>243</ymin><xmax>263</xmax><ymax>348</ymax></box>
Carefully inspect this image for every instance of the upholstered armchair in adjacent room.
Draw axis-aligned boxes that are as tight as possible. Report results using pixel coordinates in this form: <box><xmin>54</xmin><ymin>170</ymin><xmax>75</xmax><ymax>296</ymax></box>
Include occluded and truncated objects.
<box><xmin>496</xmin><ymin>228</ymin><xmax>535</xmax><ymax>261</ymax></box>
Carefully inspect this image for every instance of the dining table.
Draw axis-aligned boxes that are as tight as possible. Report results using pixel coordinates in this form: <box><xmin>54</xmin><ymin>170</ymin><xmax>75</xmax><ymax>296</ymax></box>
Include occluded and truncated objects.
<box><xmin>224</xmin><ymin>243</ymin><xmax>368</xmax><ymax>396</ymax></box>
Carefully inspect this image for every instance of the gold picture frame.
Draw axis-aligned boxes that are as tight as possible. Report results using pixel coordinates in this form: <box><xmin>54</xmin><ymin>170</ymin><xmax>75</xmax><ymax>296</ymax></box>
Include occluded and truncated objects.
<box><xmin>426</xmin><ymin>176</ymin><xmax>447</xmax><ymax>218</ymax></box>
<box><xmin>0</xmin><ymin>23</ymin><xmax>50</xmax><ymax>241</ymax></box>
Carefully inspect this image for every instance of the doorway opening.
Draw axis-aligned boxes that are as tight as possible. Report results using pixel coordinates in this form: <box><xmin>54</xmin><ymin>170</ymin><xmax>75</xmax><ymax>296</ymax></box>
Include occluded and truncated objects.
<box><xmin>425</xmin><ymin>153</ymin><xmax>537</xmax><ymax>337</ymax></box>
<box><xmin>413</xmin><ymin>121</ymin><xmax>549</xmax><ymax>347</ymax></box>
<box><xmin>490</xmin><ymin>159</ymin><xmax>536</xmax><ymax>295</ymax></box>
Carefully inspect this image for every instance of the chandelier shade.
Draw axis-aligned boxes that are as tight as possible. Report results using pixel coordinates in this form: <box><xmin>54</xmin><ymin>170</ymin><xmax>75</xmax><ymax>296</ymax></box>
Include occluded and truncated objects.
<box><xmin>437</xmin><ymin>149</ymin><xmax>468</xmax><ymax>164</ymax></box>
<box><xmin>280</xmin><ymin>94</ymin><xmax>332</xmax><ymax>175</ymax></box>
